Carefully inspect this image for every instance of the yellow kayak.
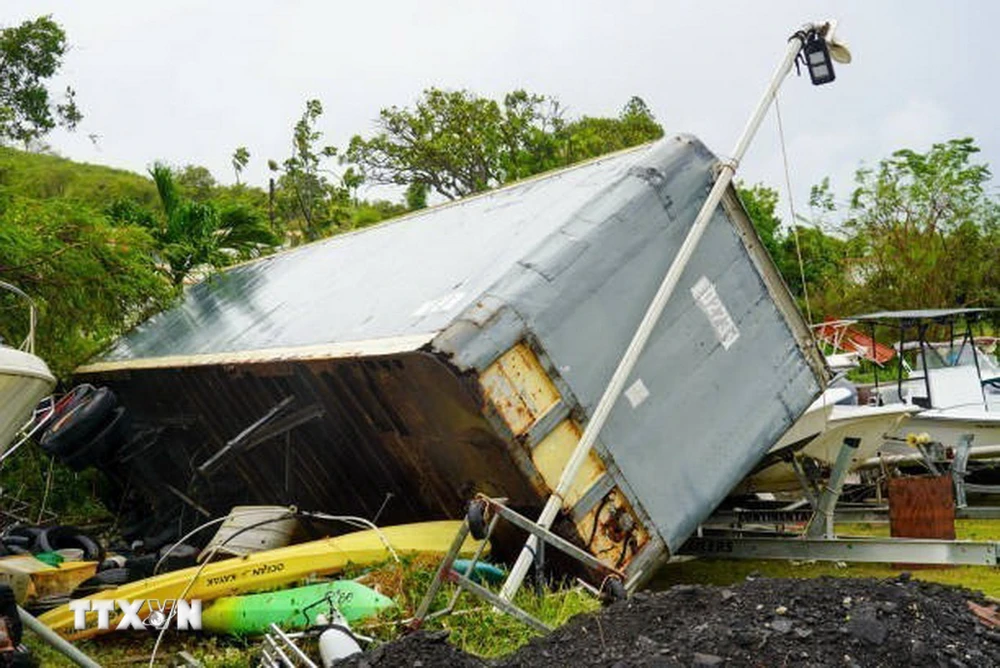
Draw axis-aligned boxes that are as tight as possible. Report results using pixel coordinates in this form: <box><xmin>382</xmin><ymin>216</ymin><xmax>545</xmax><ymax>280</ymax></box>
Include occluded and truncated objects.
<box><xmin>40</xmin><ymin>520</ymin><xmax>474</xmax><ymax>639</ymax></box>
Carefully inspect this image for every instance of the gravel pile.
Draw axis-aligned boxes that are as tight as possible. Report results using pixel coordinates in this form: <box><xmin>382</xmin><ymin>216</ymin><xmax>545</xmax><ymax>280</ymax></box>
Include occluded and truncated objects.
<box><xmin>339</xmin><ymin>576</ymin><xmax>1000</xmax><ymax>667</ymax></box>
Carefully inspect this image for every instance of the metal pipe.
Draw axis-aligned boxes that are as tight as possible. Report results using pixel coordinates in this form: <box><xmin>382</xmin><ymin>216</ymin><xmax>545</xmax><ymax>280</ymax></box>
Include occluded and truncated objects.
<box><xmin>18</xmin><ymin>607</ymin><xmax>102</xmax><ymax>668</ymax></box>
<box><xmin>499</xmin><ymin>27</ymin><xmax>817</xmax><ymax>602</ymax></box>
<box><xmin>919</xmin><ymin>323</ymin><xmax>933</xmax><ymax>407</ymax></box>
<box><xmin>805</xmin><ymin>436</ymin><xmax>859</xmax><ymax>539</ymax></box>
<box><xmin>967</xmin><ymin>320</ymin><xmax>989</xmax><ymax>411</ymax></box>
<box><xmin>269</xmin><ymin>623</ymin><xmax>318</xmax><ymax>667</ymax></box>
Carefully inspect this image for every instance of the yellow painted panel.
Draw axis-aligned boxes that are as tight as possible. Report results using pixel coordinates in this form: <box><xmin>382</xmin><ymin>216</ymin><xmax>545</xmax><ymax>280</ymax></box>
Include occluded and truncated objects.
<box><xmin>480</xmin><ymin>343</ymin><xmax>561</xmax><ymax>435</ymax></box>
<box><xmin>532</xmin><ymin>420</ymin><xmax>605</xmax><ymax>508</ymax></box>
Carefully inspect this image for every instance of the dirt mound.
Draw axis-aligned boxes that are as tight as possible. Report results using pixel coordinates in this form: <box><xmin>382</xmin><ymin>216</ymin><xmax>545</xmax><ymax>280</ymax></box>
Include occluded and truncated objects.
<box><xmin>340</xmin><ymin>576</ymin><xmax>1000</xmax><ymax>667</ymax></box>
<box><xmin>340</xmin><ymin>630</ymin><xmax>486</xmax><ymax>667</ymax></box>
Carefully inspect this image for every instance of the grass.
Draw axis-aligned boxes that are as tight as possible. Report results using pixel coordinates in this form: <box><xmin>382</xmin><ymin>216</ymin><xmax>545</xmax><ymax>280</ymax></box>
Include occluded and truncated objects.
<box><xmin>24</xmin><ymin>520</ymin><xmax>1000</xmax><ymax>665</ymax></box>
<box><xmin>654</xmin><ymin>519</ymin><xmax>1000</xmax><ymax>598</ymax></box>
<box><xmin>24</xmin><ymin>554</ymin><xmax>600</xmax><ymax>666</ymax></box>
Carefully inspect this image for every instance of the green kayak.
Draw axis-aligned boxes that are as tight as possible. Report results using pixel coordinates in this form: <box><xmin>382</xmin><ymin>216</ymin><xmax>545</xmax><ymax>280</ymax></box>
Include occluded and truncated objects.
<box><xmin>201</xmin><ymin>580</ymin><xmax>394</xmax><ymax>635</ymax></box>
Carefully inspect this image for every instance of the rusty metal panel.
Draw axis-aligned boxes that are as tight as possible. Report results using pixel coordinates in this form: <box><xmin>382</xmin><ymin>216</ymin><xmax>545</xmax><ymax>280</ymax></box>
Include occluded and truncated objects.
<box><xmin>480</xmin><ymin>343</ymin><xmax>561</xmax><ymax>436</ymax></box>
<box><xmin>83</xmin><ymin>352</ymin><xmax>544</xmax><ymax>529</ymax></box>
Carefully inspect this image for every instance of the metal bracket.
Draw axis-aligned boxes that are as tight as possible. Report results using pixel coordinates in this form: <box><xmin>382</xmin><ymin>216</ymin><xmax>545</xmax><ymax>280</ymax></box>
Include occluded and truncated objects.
<box><xmin>197</xmin><ymin>396</ymin><xmax>323</xmax><ymax>476</ymax></box>
<box><xmin>681</xmin><ymin>532</ymin><xmax>999</xmax><ymax>566</ymax></box>
<box><xmin>411</xmin><ymin>496</ymin><xmax>624</xmax><ymax>635</ymax></box>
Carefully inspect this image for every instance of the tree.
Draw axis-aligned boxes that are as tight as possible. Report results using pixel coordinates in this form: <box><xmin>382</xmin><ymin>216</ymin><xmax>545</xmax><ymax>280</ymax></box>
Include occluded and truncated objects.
<box><xmin>0</xmin><ymin>16</ymin><xmax>82</xmax><ymax>147</ymax></box>
<box><xmin>561</xmin><ymin>96</ymin><xmax>664</xmax><ymax>164</ymax></box>
<box><xmin>0</xmin><ymin>196</ymin><xmax>172</xmax><ymax>377</ymax></box>
<box><xmin>346</xmin><ymin>88</ymin><xmax>663</xmax><ymax>201</ymax></box>
<box><xmin>738</xmin><ymin>183</ymin><xmax>785</xmax><ymax>265</ymax></box>
<box><xmin>232</xmin><ymin>146</ymin><xmax>249</xmax><ymax>185</ymax></box>
<box><xmin>842</xmin><ymin>137</ymin><xmax>1000</xmax><ymax>310</ymax></box>
<box><xmin>146</xmin><ymin>163</ymin><xmax>278</xmax><ymax>285</ymax></box>
<box><xmin>174</xmin><ymin>164</ymin><xmax>216</xmax><ymax>201</ymax></box>
<box><xmin>738</xmin><ymin>182</ymin><xmax>851</xmax><ymax>320</ymax></box>
<box><xmin>270</xmin><ymin>99</ymin><xmax>352</xmax><ymax>241</ymax></box>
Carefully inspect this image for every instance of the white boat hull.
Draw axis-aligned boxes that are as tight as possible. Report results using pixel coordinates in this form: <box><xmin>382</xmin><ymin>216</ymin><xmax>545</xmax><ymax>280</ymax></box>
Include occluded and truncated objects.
<box><xmin>883</xmin><ymin>409</ymin><xmax>1000</xmax><ymax>455</ymax></box>
<box><xmin>735</xmin><ymin>398</ymin><xmax>916</xmax><ymax>494</ymax></box>
<box><xmin>0</xmin><ymin>347</ymin><xmax>56</xmax><ymax>454</ymax></box>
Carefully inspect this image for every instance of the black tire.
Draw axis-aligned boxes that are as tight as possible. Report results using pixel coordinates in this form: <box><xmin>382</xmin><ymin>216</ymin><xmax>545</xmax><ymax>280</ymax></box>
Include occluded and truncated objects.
<box><xmin>40</xmin><ymin>387</ymin><xmax>117</xmax><ymax>456</ymax></box>
<box><xmin>600</xmin><ymin>577</ymin><xmax>627</xmax><ymax>605</ymax></box>
<box><xmin>11</xmin><ymin>647</ymin><xmax>39</xmax><ymax>667</ymax></box>
<box><xmin>156</xmin><ymin>543</ymin><xmax>199</xmax><ymax>573</ymax></box>
<box><xmin>2</xmin><ymin>527</ymin><xmax>42</xmax><ymax>553</ymax></box>
<box><xmin>61</xmin><ymin>407</ymin><xmax>131</xmax><ymax>471</ymax></box>
<box><xmin>35</xmin><ymin>526</ymin><xmax>105</xmax><ymax>563</ymax></box>
<box><xmin>0</xmin><ymin>584</ymin><xmax>23</xmax><ymax>645</ymax></box>
<box><xmin>45</xmin><ymin>385</ymin><xmax>94</xmax><ymax>427</ymax></box>
<box><xmin>466</xmin><ymin>500</ymin><xmax>489</xmax><ymax>541</ymax></box>
<box><xmin>71</xmin><ymin>568</ymin><xmax>136</xmax><ymax>599</ymax></box>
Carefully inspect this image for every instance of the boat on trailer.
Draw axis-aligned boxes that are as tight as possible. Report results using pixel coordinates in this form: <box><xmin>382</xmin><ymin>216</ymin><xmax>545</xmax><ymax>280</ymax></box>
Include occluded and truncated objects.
<box><xmin>733</xmin><ymin>386</ymin><xmax>917</xmax><ymax>495</ymax></box>
<box><xmin>852</xmin><ymin>309</ymin><xmax>1000</xmax><ymax>452</ymax></box>
<box><xmin>0</xmin><ymin>282</ymin><xmax>55</xmax><ymax>455</ymax></box>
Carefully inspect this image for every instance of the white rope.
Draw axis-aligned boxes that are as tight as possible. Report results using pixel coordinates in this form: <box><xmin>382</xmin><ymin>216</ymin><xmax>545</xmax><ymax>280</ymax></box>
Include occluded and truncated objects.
<box><xmin>153</xmin><ymin>508</ymin><xmax>292</xmax><ymax>575</ymax></box>
<box><xmin>775</xmin><ymin>93</ymin><xmax>813</xmax><ymax>325</ymax></box>
<box><xmin>300</xmin><ymin>512</ymin><xmax>400</xmax><ymax>564</ymax></box>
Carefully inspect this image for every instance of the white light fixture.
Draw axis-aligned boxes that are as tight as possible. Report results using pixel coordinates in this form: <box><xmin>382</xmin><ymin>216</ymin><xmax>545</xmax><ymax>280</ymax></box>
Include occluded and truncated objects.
<box><xmin>824</xmin><ymin>20</ymin><xmax>853</xmax><ymax>64</ymax></box>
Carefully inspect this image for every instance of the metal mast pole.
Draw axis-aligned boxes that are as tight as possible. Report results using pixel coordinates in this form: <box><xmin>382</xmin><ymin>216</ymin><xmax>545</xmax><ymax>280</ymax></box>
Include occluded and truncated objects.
<box><xmin>499</xmin><ymin>25</ymin><xmax>818</xmax><ymax>602</ymax></box>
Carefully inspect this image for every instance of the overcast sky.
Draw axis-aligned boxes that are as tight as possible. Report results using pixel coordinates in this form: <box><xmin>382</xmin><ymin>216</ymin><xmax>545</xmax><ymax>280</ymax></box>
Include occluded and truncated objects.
<box><xmin>7</xmin><ymin>1</ymin><xmax>999</xmax><ymax>221</ymax></box>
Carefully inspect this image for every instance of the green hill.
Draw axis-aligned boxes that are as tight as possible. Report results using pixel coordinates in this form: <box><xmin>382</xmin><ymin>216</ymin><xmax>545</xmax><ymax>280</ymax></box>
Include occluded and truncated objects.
<box><xmin>0</xmin><ymin>147</ymin><xmax>156</xmax><ymax>207</ymax></box>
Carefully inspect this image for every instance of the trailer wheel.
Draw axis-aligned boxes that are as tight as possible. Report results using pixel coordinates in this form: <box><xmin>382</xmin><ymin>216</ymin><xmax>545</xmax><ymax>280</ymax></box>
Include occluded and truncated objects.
<box><xmin>466</xmin><ymin>500</ymin><xmax>489</xmax><ymax>540</ymax></box>
<box><xmin>0</xmin><ymin>584</ymin><xmax>23</xmax><ymax>644</ymax></box>
<box><xmin>35</xmin><ymin>526</ymin><xmax>104</xmax><ymax>563</ymax></box>
<box><xmin>71</xmin><ymin>568</ymin><xmax>136</xmax><ymax>599</ymax></box>
<box><xmin>600</xmin><ymin>577</ymin><xmax>627</xmax><ymax>605</ymax></box>
<box><xmin>61</xmin><ymin>407</ymin><xmax>131</xmax><ymax>471</ymax></box>
<box><xmin>40</xmin><ymin>387</ymin><xmax>117</xmax><ymax>456</ymax></box>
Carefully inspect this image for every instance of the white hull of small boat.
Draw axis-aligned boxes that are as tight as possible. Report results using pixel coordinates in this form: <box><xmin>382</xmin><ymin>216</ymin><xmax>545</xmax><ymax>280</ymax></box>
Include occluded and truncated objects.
<box><xmin>735</xmin><ymin>396</ymin><xmax>916</xmax><ymax>494</ymax></box>
<box><xmin>0</xmin><ymin>346</ymin><xmax>56</xmax><ymax>454</ymax></box>
<box><xmin>881</xmin><ymin>408</ymin><xmax>1000</xmax><ymax>456</ymax></box>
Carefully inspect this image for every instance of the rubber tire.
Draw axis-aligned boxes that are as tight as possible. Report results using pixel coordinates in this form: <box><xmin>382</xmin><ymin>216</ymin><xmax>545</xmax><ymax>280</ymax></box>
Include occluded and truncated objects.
<box><xmin>40</xmin><ymin>387</ymin><xmax>117</xmax><ymax>456</ymax></box>
<box><xmin>156</xmin><ymin>543</ymin><xmax>199</xmax><ymax>573</ymax></box>
<box><xmin>11</xmin><ymin>648</ymin><xmax>39</xmax><ymax>667</ymax></box>
<box><xmin>71</xmin><ymin>568</ymin><xmax>136</xmax><ymax>599</ymax></box>
<box><xmin>35</xmin><ymin>526</ymin><xmax>105</xmax><ymax>563</ymax></box>
<box><xmin>600</xmin><ymin>577</ymin><xmax>627</xmax><ymax>606</ymax></box>
<box><xmin>2</xmin><ymin>527</ymin><xmax>42</xmax><ymax>553</ymax></box>
<box><xmin>50</xmin><ymin>384</ymin><xmax>94</xmax><ymax>419</ymax></box>
<box><xmin>61</xmin><ymin>406</ymin><xmax>131</xmax><ymax>471</ymax></box>
<box><xmin>0</xmin><ymin>584</ymin><xmax>23</xmax><ymax>644</ymax></box>
<box><xmin>467</xmin><ymin>500</ymin><xmax>489</xmax><ymax>541</ymax></box>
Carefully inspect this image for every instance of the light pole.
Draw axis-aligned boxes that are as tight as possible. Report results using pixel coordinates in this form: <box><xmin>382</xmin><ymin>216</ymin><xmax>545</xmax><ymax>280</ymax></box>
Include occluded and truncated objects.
<box><xmin>498</xmin><ymin>20</ymin><xmax>852</xmax><ymax>603</ymax></box>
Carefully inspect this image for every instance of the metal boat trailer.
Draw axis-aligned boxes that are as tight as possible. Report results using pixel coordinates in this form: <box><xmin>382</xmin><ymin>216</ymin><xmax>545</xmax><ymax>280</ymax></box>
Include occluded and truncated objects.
<box><xmin>708</xmin><ymin>503</ymin><xmax>1000</xmax><ymax>527</ymax></box>
<box><xmin>689</xmin><ymin>435</ymin><xmax>1000</xmax><ymax>567</ymax></box>
<box><xmin>681</xmin><ymin>531</ymin><xmax>1000</xmax><ymax>566</ymax></box>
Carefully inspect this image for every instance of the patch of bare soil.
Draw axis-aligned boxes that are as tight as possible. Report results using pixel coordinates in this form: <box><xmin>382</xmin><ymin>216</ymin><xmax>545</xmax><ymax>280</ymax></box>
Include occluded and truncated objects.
<box><xmin>339</xmin><ymin>575</ymin><xmax>1000</xmax><ymax>667</ymax></box>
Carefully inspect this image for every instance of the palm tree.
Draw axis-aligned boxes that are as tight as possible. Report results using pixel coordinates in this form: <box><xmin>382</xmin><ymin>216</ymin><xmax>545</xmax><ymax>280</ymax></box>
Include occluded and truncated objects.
<box><xmin>148</xmin><ymin>163</ymin><xmax>277</xmax><ymax>285</ymax></box>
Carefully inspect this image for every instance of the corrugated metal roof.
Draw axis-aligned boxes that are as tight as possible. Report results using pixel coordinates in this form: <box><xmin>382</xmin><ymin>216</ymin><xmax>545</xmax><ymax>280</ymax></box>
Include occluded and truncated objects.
<box><xmin>98</xmin><ymin>143</ymin><xmax>661</xmax><ymax>364</ymax></box>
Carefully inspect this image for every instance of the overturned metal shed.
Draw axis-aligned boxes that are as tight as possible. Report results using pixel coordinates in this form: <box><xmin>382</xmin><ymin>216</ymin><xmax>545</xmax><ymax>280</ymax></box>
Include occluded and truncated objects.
<box><xmin>78</xmin><ymin>135</ymin><xmax>826</xmax><ymax>583</ymax></box>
